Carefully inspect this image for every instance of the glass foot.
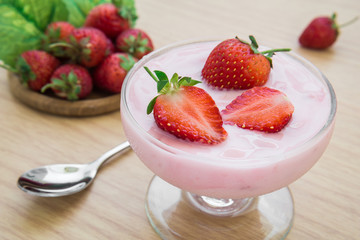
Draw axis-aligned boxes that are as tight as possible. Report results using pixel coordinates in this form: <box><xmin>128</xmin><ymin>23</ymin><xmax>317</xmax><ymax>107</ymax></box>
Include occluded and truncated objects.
<box><xmin>145</xmin><ymin>176</ymin><xmax>294</xmax><ymax>240</ymax></box>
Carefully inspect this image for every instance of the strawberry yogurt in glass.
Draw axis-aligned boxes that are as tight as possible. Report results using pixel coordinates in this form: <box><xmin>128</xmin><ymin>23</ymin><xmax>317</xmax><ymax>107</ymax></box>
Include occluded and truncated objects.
<box><xmin>120</xmin><ymin>39</ymin><xmax>336</xmax><ymax>239</ymax></box>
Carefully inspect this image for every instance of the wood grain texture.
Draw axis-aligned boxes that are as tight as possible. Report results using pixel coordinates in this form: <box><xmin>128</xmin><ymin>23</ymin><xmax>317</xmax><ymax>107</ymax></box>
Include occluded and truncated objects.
<box><xmin>1</xmin><ymin>0</ymin><xmax>359</xmax><ymax>239</ymax></box>
<box><xmin>8</xmin><ymin>73</ymin><xmax>120</xmax><ymax>117</ymax></box>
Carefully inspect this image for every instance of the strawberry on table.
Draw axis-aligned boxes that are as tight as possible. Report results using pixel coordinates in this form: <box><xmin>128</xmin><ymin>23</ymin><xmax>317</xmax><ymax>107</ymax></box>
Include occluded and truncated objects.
<box><xmin>41</xmin><ymin>64</ymin><xmax>93</xmax><ymax>101</ymax></box>
<box><xmin>84</xmin><ymin>1</ymin><xmax>138</xmax><ymax>39</ymax></box>
<box><xmin>116</xmin><ymin>28</ymin><xmax>154</xmax><ymax>59</ymax></box>
<box><xmin>299</xmin><ymin>13</ymin><xmax>358</xmax><ymax>49</ymax></box>
<box><xmin>202</xmin><ymin>36</ymin><xmax>290</xmax><ymax>90</ymax></box>
<box><xmin>15</xmin><ymin>50</ymin><xmax>60</xmax><ymax>91</ymax></box>
<box><xmin>221</xmin><ymin>87</ymin><xmax>294</xmax><ymax>133</ymax></box>
<box><xmin>93</xmin><ymin>53</ymin><xmax>137</xmax><ymax>93</ymax></box>
<box><xmin>145</xmin><ymin>67</ymin><xmax>228</xmax><ymax>144</ymax></box>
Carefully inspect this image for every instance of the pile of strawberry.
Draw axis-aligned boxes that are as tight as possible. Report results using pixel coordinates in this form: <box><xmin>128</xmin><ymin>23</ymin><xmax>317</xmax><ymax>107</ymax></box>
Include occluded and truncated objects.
<box><xmin>14</xmin><ymin>2</ymin><xmax>153</xmax><ymax>101</ymax></box>
<box><xmin>146</xmin><ymin>36</ymin><xmax>295</xmax><ymax>145</ymax></box>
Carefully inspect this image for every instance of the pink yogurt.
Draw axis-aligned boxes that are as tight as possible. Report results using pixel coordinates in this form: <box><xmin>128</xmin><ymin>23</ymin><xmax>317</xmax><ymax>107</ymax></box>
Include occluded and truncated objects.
<box><xmin>121</xmin><ymin>40</ymin><xmax>336</xmax><ymax>199</ymax></box>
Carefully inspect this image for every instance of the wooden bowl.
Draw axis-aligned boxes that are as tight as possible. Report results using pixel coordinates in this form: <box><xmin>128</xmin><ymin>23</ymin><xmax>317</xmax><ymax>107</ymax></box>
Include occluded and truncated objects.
<box><xmin>8</xmin><ymin>72</ymin><xmax>120</xmax><ymax>117</ymax></box>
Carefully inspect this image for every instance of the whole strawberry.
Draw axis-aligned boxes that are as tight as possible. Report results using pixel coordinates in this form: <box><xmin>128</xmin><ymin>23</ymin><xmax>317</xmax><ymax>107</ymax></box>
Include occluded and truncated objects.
<box><xmin>43</xmin><ymin>21</ymin><xmax>76</xmax><ymax>56</ymax></box>
<box><xmin>41</xmin><ymin>64</ymin><xmax>93</xmax><ymax>101</ymax></box>
<box><xmin>93</xmin><ymin>53</ymin><xmax>137</xmax><ymax>93</ymax></box>
<box><xmin>299</xmin><ymin>13</ymin><xmax>358</xmax><ymax>49</ymax></box>
<box><xmin>67</xmin><ymin>27</ymin><xmax>108</xmax><ymax>67</ymax></box>
<box><xmin>15</xmin><ymin>50</ymin><xmax>60</xmax><ymax>91</ymax></box>
<box><xmin>145</xmin><ymin>67</ymin><xmax>228</xmax><ymax>144</ymax></box>
<box><xmin>202</xmin><ymin>36</ymin><xmax>290</xmax><ymax>90</ymax></box>
<box><xmin>221</xmin><ymin>87</ymin><xmax>294</xmax><ymax>133</ymax></box>
<box><xmin>116</xmin><ymin>28</ymin><xmax>154</xmax><ymax>59</ymax></box>
<box><xmin>84</xmin><ymin>1</ymin><xmax>138</xmax><ymax>39</ymax></box>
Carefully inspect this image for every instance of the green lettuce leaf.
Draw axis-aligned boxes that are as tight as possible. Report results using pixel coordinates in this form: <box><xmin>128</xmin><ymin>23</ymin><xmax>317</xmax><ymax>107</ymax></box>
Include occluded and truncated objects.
<box><xmin>63</xmin><ymin>0</ymin><xmax>111</xmax><ymax>27</ymax></box>
<box><xmin>0</xmin><ymin>5</ymin><xmax>42</xmax><ymax>67</ymax></box>
<box><xmin>0</xmin><ymin>0</ymin><xmax>69</xmax><ymax>31</ymax></box>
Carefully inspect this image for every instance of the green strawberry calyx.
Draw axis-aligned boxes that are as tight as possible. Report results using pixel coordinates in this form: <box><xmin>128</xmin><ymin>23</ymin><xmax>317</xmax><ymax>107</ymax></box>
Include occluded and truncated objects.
<box><xmin>237</xmin><ymin>35</ymin><xmax>291</xmax><ymax>68</ymax></box>
<box><xmin>47</xmin><ymin>36</ymin><xmax>91</xmax><ymax>62</ymax></box>
<box><xmin>112</xmin><ymin>0</ymin><xmax>138</xmax><ymax>28</ymax></box>
<box><xmin>41</xmin><ymin>28</ymin><xmax>64</xmax><ymax>55</ymax></box>
<box><xmin>119</xmin><ymin>54</ymin><xmax>136</xmax><ymax>71</ymax></box>
<box><xmin>144</xmin><ymin>66</ymin><xmax>201</xmax><ymax>115</ymax></box>
<box><xmin>14</xmin><ymin>56</ymin><xmax>36</xmax><ymax>85</ymax></box>
<box><xmin>1</xmin><ymin>55</ymin><xmax>40</xmax><ymax>87</ymax></box>
<box><xmin>41</xmin><ymin>70</ymin><xmax>81</xmax><ymax>101</ymax></box>
<box><xmin>119</xmin><ymin>33</ymin><xmax>151</xmax><ymax>55</ymax></box>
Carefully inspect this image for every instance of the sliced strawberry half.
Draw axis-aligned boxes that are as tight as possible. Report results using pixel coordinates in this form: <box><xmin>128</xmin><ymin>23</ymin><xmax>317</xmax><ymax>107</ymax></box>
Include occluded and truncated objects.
<box><xmin>145</xmin><ymin>67</ymin><xmax>228</xmax><ymax>144</ymax></box>
<box><xmin>221</xmin><ymin>87</ymin><xmax>294</xmax><ymax>133</ymax></box>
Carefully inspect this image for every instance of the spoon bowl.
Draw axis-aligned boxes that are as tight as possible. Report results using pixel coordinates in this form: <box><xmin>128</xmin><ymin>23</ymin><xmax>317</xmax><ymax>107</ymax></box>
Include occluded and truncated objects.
<box><xmin>17</xmin><ymin>141</ymin><xmax>131</xmax><ymax>197</ymax></box>
<box><xmin>18</xmin><ymin>164</ymin><xmax>97</xmax><ymax>197</ymax></box>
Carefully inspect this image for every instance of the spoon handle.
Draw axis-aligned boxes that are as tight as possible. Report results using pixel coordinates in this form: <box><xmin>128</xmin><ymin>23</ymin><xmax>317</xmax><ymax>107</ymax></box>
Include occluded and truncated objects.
<box><xmin>91</xmin><ymin>141</ymin><xmax>131</xmax><ymax>169</ymax></box>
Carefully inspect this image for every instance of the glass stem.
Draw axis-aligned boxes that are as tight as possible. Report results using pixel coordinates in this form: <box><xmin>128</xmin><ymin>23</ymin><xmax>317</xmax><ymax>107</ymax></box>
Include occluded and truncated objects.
<box><xmin>184</xmin><ymin>192</ymin><xmax>256</xmax><ymax>217</ymax></box>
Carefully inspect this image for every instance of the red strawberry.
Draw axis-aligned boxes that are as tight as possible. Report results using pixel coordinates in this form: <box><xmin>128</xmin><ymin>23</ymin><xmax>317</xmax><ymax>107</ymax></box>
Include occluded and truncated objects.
<box><xmin>299</xmin><ymin>13</ymin><xmax>358</xmax><ymax>49</ymax></box>
<box><xmin>202</xmin><ymin>36</ymin><xmax>290</xmax><ymax>90</ymax></box>
<box><xmin>84</xmin><ymin>2</ymin><xmax>138</xmax><ymax>39</ymax></box>
<box><xmin>45</xmin><ymin>21</ymin><xmax>75</xmax><ymax>41</ymax></box>
<box><xmin>116</xmin><ymin>28</ymin><xmax>154</xmax><ymax>59</ymax></box>
<box><xmin>221</xmin><ymin>87</ymin><xmax>294</xmax><ymax>133</ymax></box>
<box><xmin>145</xmin><ymin>67</ymin><xmax>227</xmax><ymax>144</ymax></box>
<box><xmin>67</xmin><ymin>27</ymin><xmax>108</xmax><ymax>67</ymax></box>
<box><xmin>43</xmin><ymin>21</ymin><xmax>76</xmax><ymax>57</ymax></box>
<box><xmin>93</xmin><ymin>53</ymin><xmax>137</xmax><ymax>93</ymax></box>
<box><xmin>15</xmin><ymin>50</ymin><xmax>60</xmax><ymax>91</ymax></box>
<box><xmin>41</xmin><ymin>64</ymin><xmax>93</xmax><ymax>101</ymax></box>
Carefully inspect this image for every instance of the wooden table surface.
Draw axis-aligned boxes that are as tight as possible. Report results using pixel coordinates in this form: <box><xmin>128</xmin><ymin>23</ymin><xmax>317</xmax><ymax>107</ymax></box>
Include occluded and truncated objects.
<box><xmin>1</xmin><ymin>0</ymin><xmax>359</xmax><ymax>239</ymax></box>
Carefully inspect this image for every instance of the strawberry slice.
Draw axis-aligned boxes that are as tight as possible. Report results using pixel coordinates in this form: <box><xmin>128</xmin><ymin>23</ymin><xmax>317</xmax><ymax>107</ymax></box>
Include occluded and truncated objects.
<box><xmin>145</xmin><ymin>67</ymin><xmax>227</xmax><ymax>144</ymax></box>
<box><xmin>221</xmin><ymin>87</ymin><xmax>294</xmax><ymax>133</ymax></box>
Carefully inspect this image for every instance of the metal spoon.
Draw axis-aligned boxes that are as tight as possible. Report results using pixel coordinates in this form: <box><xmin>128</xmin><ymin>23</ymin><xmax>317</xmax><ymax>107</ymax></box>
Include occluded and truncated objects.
<box><xmin>17</xmin><ymin>141</ymin><xmax>131</xmax><ymax>197</ymax></box>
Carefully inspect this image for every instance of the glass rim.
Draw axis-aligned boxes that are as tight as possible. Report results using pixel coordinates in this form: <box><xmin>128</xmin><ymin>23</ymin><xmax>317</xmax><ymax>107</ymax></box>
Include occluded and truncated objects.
<box><xmin>121</xmin><ymin>38</ymin><xmax>337</xmax><ymax>167</ymax></box>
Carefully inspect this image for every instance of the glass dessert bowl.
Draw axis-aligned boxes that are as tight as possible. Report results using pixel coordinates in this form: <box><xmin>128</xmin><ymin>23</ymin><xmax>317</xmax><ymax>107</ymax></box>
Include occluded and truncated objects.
<box><xmin>120</xmin><ymin>39</ymin><xmax>337</xmax><ymax>239</ymax></box>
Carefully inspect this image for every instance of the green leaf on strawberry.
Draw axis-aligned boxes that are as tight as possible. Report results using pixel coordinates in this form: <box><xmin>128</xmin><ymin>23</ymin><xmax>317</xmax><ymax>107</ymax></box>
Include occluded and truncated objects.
<box><xmin>16</xmin><ymin>55</ymin><xmax>36</xmax><ymax>83</ymax></box>
<box><xmin>113</xmin><ymin>0</ymin><xmax>138</xmax><ymax>27</ymax></box>
<box><xmin>144</xmin><ymin>66</ymin><xmax>201</xmax><ymax>115</ymax></box>
<box><xmin>42</xmin><ymin>71</ymin><xmax>81</xmax><ymax>101</ymax></box>
<box><xmin>120</xmin><ymin>33</ymin><xmax>151</xmax><ymax>55</ymax></box>
<box><xmin>119</xmin><ymin>54</ymin><xmax>136</xmax><ymax>71</ymax></box>
<box><xmin>237</xmin><ymin>35</ymin><xmax>291</xmax><ymax>68</ymax></box>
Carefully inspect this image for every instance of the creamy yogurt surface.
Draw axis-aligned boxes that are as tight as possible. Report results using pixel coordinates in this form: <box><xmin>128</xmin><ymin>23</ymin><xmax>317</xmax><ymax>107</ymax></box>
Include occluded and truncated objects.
<box><xmin>125</xmin><ymin>41</ymin><xmax>331</xmax><ymax>162</ymax></box>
